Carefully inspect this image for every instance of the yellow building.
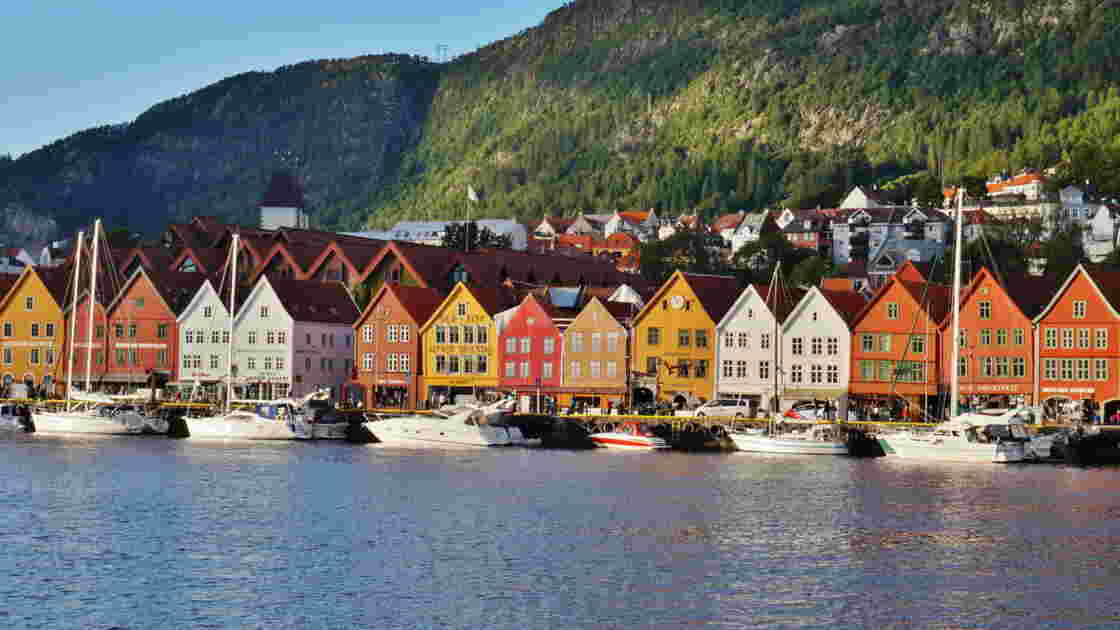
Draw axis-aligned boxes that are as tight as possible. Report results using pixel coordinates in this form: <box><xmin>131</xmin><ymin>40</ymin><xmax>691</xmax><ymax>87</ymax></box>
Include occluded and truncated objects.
<box><xmin>0</xmin><ymin>266</ymin><xmax>71</xmax><ymax>394</ymax></box>
<box><xmin>419</xmin><ymin>283</ymin><xmax>516</xmax><ymax>406</ymax></box>
<box><xmin>632</xmin><ymin>271</ymin><xmax>740</xmax><ymax>405</ymax></box>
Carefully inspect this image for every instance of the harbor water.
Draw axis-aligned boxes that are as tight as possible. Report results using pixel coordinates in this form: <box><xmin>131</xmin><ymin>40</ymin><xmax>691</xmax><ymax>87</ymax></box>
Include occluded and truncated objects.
<box><xmin>3</xmin><ymin>435</ymin><xmax>1120</xmax><ymax>629</ymax></box>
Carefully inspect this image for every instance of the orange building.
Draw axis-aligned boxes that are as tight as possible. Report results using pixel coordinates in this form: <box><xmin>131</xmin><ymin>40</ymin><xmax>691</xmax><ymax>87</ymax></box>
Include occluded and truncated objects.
<box><xmin>848</xmin><ymin>262</ymin><xmax>951</xmax><ymax>419</ymax></box>
<box><xmin>0</xmin><ymin>266</ymin><xmax>70</xmax><ymax>394</ymax></box>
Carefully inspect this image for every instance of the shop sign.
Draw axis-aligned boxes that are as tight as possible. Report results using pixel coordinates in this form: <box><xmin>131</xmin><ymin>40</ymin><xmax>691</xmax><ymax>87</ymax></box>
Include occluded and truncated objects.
<box><xmin>959</xmin><ymin>383</ymin><xmax>1026</xmax><ymax>393</ymax></box>
<box><xmin>1042</xmin><ymin>386</ymin><xmax>1096</xmax><ymax>394</ymax></box>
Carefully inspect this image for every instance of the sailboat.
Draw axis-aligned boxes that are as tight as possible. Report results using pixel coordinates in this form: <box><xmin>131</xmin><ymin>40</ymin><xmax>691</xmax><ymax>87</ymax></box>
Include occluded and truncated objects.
<box><xmin>176</xmin><ymin>233</ymin><xmax>316</xmax><ymax>440</ymax></box>
<box><xmin>33</xmin><ymin>220</ymin><xmax>158</xmax><ymax>435</ymax></box>
<box><xmin>877</xmin><ymin>189</ymin><xmax>1029</xmax><ymax>462</ymax></box>
<box><xmin>728</xmin><ymin>262</ymin><xmax>849</xmax><ymax>455</ymax></box>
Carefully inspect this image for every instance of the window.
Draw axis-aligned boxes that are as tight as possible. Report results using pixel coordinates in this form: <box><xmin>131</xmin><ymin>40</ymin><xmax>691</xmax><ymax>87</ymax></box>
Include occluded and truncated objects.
<box><xmin>1060</xmin><ymin>359</ymin><xmax>1074</xmax><ymax>380</ymax></box>
<box><xmin>320</xmin><ymin>358</ymin><xmax>327</xmax><ymax>370</ymax></box>
<box><xmin>1045</xmin><ymin>328</ymin><xmax>1057</xmax><ymax>348</ymax></box>
<box><xmin>157</xmin><ymin>324</ymin><xmax>168</xmax><ymax>339</ymax></box>
<box><xmin>306</xmin><ymin>334</ymin><xmax>311</xmax><ymax>345</ymax></box>
<box><xmin>978</xmin><ymin>301</ymin><xmax>991</xmax><ymax>320</ymax></box>
<box><xmin>116</xmin><ymin>349</ymin><xmax>126</xmax><ymax>365</ymax></box>
<box><xmin>362</xmin><ymin>325</ymin><xmax>374</xmax><ymax>343</ymax></box>
<box><xmin>722</xmin><ymin>361</ymin><xmax>733</xmax><ymax>378</ymax></box>
<box><xmin>860</xmin><ymin>360</ymin><xmax>874</xmax><ymax>380</ymax></box>
<box><xmin>277</xmin><ymin>357</ymin><xmax>285</xmax><ymax>371</ymax></box>
<box><xmin>29</xmin><ymin>349</ymin><xmax>39</xmax><ymax>365</ymax></box>
<box><xmin>248</xmin><ymin>331</ymin><xmax>257</xmax><ymax>345</ymax></box>
<box><xmin>388</xmin><ymin>325</ymin><xmax>399</xmax><ymax>343</ymax></box>
<box><xmin>223</xmin><ymin>331</ymin><xmax>230</xmax><ymax>344</ymax></box>
<box><xmin>448</xmin><ymin>356</ymin><xmax>460</xmax><ymax>374</ymax></box>
<box><xmin>809</xmin><ymin>364</ymin><xmax>822</xmax><ymax>384</ymax></box>
<box><xmin>995</xmin><ymin>357</ymin><xmax>1009</xmax><ymax>377</ymax></box>
<box><xmin>463</xmin><ymin>325</ymin><xmax>475</xmax><ymax>345</ymax></box>
<box><xmin>505</xmin><ymin>337</ymin><xmax>516</xmax><ymax>353</ymax></box>
<box><xmin>606</xmin><ymin>361</ymin><xmax>618</xmax><ymax>378</ymax></box>
<box><xmin>185</xmin><ymin>329</ymin><xmax>193</xmax><ymax>344</ymax></box>
<box><xmin>435</xmin><ymin>355</ymin><xmax>446</xmax><ymax>374</ymax></box>
<box><xmin>476</xmin><ymin>326</ymin><xmax>487</xmax><ymax>345</ymax></box>
<box><xmin>1013</xmin><ymin>328</ymin><xmax>1024</xmax><ymax>346</ymax></box>
<box><xmin>695</xmin><ymin>330</ymin><xmax>708</xmax><ymax>348</ymax></box>
<box><xmin>259</xmin><ymin>306</ymin><xmax>269</xmax><ymax>318</ymax></box>
<box><xmin>646</xmin><ymin>357</ymin><xmax>658</xmax><ymax>374</ymax></box>
<box><xmin>589</xmin><ymin>333</ymin><xmax>602</xmax><ymax>353</ymax></box>
<box><xmin>305</xmin><ymin>357</ymin><xmax>311</xmax><ymax>370</ymax></box>
<box><xmin>958</xmin><ymin>356</ymin><xmax>967</xmax><ymax>377</ymax></box>
<box><xmin>877</xmin><ymin>360</ymin><xmax>891</xmax><ymax>381</ymax></box>
<box><xmin>24</xmin><ymin>296</ymin><xmax>33</xmax><ymax>311</ymax></box>
<box><xmin>1078</xmin><ymin>329</ymin><xmax>1090</xmax><ymax>349</ymax></box>
<box><xmin>46</xmin><ymin>349</ymin><xmax>55</xmax><ymax>365</ymax></box>
<box><xmin>520</xmin><ymin>337</ymin><xmax>531</xmax><ymax>354</ymax></box>
<box><xmin>695</xmin><ymin>360</ymin><xmax>708</xmax><ymax>379</ymax></box>
<box><xmin>736</xmin><ymin>360</ymin><xmax>747</xmax><ymax>379</ymax></box>
<box><xmin>570</xmin><ymin>361</ymin><xmax>582</xmax><ymax>378</ymax></box>
<box><xmin>321</xmin><ymin>333</ymin><xmax>327</xmax><ymax>346</ymax></box>
<box><xmin>886</xmin><ymin>302</ymin><xmax>899</xmax><ymax>319</ymax></box>
<box><xmin>448</xmin><ymin>326</ymin><xmax>460</xmax><ymax>344</ymax></box>
<box><xmin>399</xmin><ymin>326</ymin><xmax>409</xmax><ymax>343</ymax></box>
<box><xmin>791</xmin><ymin>338</ymin><xmax>803</xmax><ymax>355</ymax></box>
<box><xmin>677</xmin><ymin>359</ymin><xmax>691</xmax><ymax>378</ymax></box>
<box><xmin>588</xmin><ymin>361</ymin><xmax>600</xmax><ymax>378</ymax></box>
<box><xmin>761</xmin><ymin>334</ymin><xmax>770</xmax><ymax>350</ymax></box>
<box><xmin>278</xmin><ymin>331</ymin><xmax>286</xmax><ymax>345</ymax></box>
<box><xmin>980</xmin><ymin>357</ymin><xmax>993</xmax><ymax>377</ymax></box>
<box><xmin>435</xmin><ymin>325</ymin><xmax>446</xmax><ymax>344</ymax></box>
<box><xmin>388</xmin><ymin>354</ymin><xmax>399</xmax><ymax>372</ymax></box>
<box><xmin>759</xmin><ymin>360</ymin><xmax>770</xmax><ymax>380</ymax></box>
<box><xmin>878</xmin><ymin>334</ymin><xmax>891</xmax><ymax>353</ymax></box>
<box><xmin>544</xmin><ymin>338</ymin><xmax>555</xmax><ymax>355</ymax></box>
<box><xmin>826</xmin><ymin>364</ymin><xmax>839</xmax><ymax>384</ymax></box>
<box><xmin>476</xmin><ymin>354</ymin><xmax>487</xmax><ymax>374</ymax></box>
<box><xmin>811</xmin><ymin>337</ymin><xmax>823</xmax><ymax>356</ymax></box>
<box><xmin>996</xmin><ymin>329</ymin><xmax>1007</xmax><ymax>346</ymax></box>
<box><xmin>182</xmin><ymin>354</ymin><xmax>190</xmax><ymax>370</ymax></box>
<box><xmin>519</xmin><ymin>360</ymin><xmax>530</xmax><ymax>378</ymax></box>
<box><xmin>677</xmin><ymin>329</ymin><xmax>691</xmax><ymax>347</ymax></box>
<box><xmin>30</xmin><ymin>323</ymin><xmax>39</xmax><ymax>338</ymax></box>
<box><xmin>959</xmin><ymin>328</ymin><xmax>967</xmax><ymax>348</ymax></box>
<box><xmin>212</xmin><ymin>330</ymin><xmax>221</xmax><ymax>344</ymax></box>
<box><xmin>457</xmin><ymin>303</ymin><xmax>467</xmax><ymax>317</ymax></box>
<box><xmin>724</xmin><ymin>333</ymin><xmax>734</xmax><ymax>348</ymax></box>
<box><xmin>115</xmin><ymin>323</ymin><xmax>124</xmax><ymax>338</ymax></box>
<box><xmin>362</xmin><ymin>353</ymin><xmax>374</xmax><ymax>370</ymax></box>
<box><xmin>203</xmin><ymin>306</ymin><xmax>213</xmax><ymax>318</ymax></box>
<box><xmin>264</xmin><ymin>357</ymin><xmax>273</xmax><ymax>371</ymax></box>
<box><xmin>1011</xmin><ymin>357</ymin><xmax>1025</xmax><ymax>378</ymax></box>
<box><xmin>738</xmin><ymin>332</ymin><xmax>749</xmax><ymax>348</ymax></box>
<box><xmin>210</xmin><ymin>355</ymin><xmax>219</xmax><ymax>369</ymax></box>
<box><xmin>1061</xmin><ymin>328</ymin><xmax>1074</xmax><ymax>349</ymax></box>
<box><xmin>1098</xmin><ymin>328</ymin><xmax>1109</xmax><ymax>349</ymax></box>
<box><xmin>979</xmin><ymin>329</ymin><xmax>991</xmax><ymax>345</ymax></box>
<box><xmin>1096</xmin><ymin>359</ymin><xmax>1108</xmax><ymax>381</ymax></box>
<box><xmin>647</xmin><ymin>327</ymin><xmax>660</xmax><ymax>346</ymax></box>
<box><xmin>0</xmin><ymin>322</ymin><xmax>9</xmax><ymax>337</ymax></box>
<box><xmin>860</xmin><ymin>334</ymin><xmax>874</xmax><ymax>352</ymax></box>
<box><xmin>910</xmin><ymin>335</ymin><xmax>925</xmax><ymax>354</ymax></box>
<box><xmin>1043</xmin><ymin>358</ymin><xmax>1057</xmax><ymax>379</ymax></box>
<box><xmin>543</xmin><ymin>362</ymin><xmax>554</xmax><ymax>379</ymax></box>
<box><xmin>1074</xmin><ymin>300</ymin><xmax>1086</xmax><ymax>319</ymax></box>
<box><xmin>570</xmin><ymin>333</ymin><xmax>583</xmax><ymax>352</ymax></box>
<box><xmin>1076</xmin><ymin>359</ymin><xmax>1090</xmax><ymax>381</ymax></box>
<box><xmin>788</xmin><ymin>363</ymin><xmax>806</xmax><ymax>383</ymax></box>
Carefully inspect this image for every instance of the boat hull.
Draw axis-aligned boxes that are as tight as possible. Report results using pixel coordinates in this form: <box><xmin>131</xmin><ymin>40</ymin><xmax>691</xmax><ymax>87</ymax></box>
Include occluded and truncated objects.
<box><xmin>309</xmin><ymin>422</ymin><xmax>350</xmax><ymax>440</ymax></box>
<box><xmin>32</xmin><ymin>411</ymin><xmax>149</xmax><ymax>436</ymax></box>
<box><xmin>588</xmin><ymin>432</ymin><xmax>669</xmax><ymax>450</ymax></box>
<box><xmin>730</xmin><ymin>433</ymin><xmax>848</xmax><ymax>455</ymax></box>
<box><xmin>183</xmin><ymin>415</ymin><xmax>305</xmax><ymax>440</ymax></box>
<box><xmin>366</xmin><ymin>415</ymin><xmax>515</xmax><ymax>447</ymax></box>
<box><xmin>878</xmin><ymin>435</ymin><xmax>1027</xmax><ymax>463</ymax></box>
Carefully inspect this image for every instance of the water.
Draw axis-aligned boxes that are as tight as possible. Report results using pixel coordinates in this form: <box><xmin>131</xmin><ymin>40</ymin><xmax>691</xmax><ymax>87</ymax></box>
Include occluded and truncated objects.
<box><xmin>3</xmin><ymin>435</ymin><xmax>1120</xmax><ymax>629</ymax></box>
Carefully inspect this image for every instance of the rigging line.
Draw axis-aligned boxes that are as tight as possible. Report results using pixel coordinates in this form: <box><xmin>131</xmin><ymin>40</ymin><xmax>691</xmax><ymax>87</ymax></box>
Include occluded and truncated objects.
<box><xmin>886</xmin><ymin>251</ymin><xmax>945</xmax><ymax>420</ymax></box>
<box><xmin>978</xmin><ymin>221</ymin><xmax>1005</xmax><ymax>288</ymax></box>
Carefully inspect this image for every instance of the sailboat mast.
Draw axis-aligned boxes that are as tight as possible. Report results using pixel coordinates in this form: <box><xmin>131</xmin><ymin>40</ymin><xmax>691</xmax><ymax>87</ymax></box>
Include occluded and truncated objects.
<box><xmin>771</xmin><ymin>261</ymin><xmax>781</xmax><ymax>427</ymax></box>
<box><xmin>65</xmin><ymin>231</ymin><xmax>84</xmax><ymax>408</ymax></box>
<box><xmin>949</xmin><ymin>188</ymin><xmax>965</xmax><ymax>417</ymax></box>
<box><xmin>225</xmin><ymin>233</ymin><xmax>240</xmax><ymax>414</ymax></box>
<box><xmin>84</xmin><ymin>220</ymin><xmax>101</xmax><ymax>393</ymax></box>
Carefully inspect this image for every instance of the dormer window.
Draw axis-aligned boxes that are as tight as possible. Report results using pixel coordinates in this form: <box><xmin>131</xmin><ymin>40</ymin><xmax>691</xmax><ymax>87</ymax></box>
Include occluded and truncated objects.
<box><xmin>457</xmin><ymin>303</ymin><xmax>468</xmax><ymax>317</ymax></box>
<box><xmin>1074</xmin><ymin>301</ymin><xmax>1087</xmax><ymax>319</ymax></box>
<box><xmin>203</xmin><ymin>306</ymin><xmax>213</xmax><ymax>318</ymax></box>
<box><xmin>260</xmin><ymin>306</ymin><xmax>269</xmax><ymax>319</ymax></box>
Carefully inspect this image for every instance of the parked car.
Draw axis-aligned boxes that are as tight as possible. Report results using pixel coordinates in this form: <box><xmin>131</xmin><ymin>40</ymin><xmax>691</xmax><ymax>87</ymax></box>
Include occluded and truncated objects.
<box><xmin>676</xmin><ymin>398</ymin><xmax>750</xmax><ymax>418</ymax></box>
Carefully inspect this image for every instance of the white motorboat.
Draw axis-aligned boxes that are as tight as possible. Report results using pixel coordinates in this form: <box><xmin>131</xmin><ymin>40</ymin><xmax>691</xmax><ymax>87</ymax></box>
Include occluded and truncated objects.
<box><xmin>729</xmin><ymin>421</ymin><xmax>849</xmax><ymax>455</ymax></box>
<box><xmin>877</xmin><ymin>408</ymin><xmax>1031</xmax><ymax>463</ymax></box>
<box><xmin>588</xmin><ymin>421</ymin><xmax>669</xmax><ymax>450</ymax></box>
<box><xmin>32</xmin><ymin>391</ymin><xmax>160</xmax><ymax>436</ymax></box>
<box><xmin>180</xmin><ymin>390</ymin><xmax>341</xmax><ymax>441</ymax></box>
<box><xmin>0</xmin><ymin>404</ymin><xmax>34</xmax><ymax>433</ymax></box>
<box><xmin>365</xmin><ymin>399</ymin><xmax>527</xmax><ymax>447</ymax></box>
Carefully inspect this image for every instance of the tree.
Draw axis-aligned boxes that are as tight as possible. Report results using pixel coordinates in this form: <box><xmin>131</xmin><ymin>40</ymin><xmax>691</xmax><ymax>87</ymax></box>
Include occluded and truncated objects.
<box><xmin>730</xmin><ymin>233</ymin><xmax>811</xmax><ymax>285</ymax></box>
<box><xmin>637</xmin><ymin>230</ymin><xmax>720</xmax><ymax>286</ymax></box>
<box><xmin>1040</xmin><ymin>225</ymin><xmax>1086</xmax><ymax>280</ymax></box>
<box><xmin>440</xmin><ymin>221</ymin><xmax>512</xmax><ymax>251</ymax></box>
<box><xmin>787</xmin><ymin>255</ymin><xmax>834</xmax><ymax>289</ymax></box>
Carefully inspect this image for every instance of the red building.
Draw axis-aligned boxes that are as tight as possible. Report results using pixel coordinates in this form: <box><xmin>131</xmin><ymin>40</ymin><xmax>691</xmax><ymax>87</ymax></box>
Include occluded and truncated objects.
<box><xmin>67</xmin><ymin>293</ymin><xmax>110</xmax><ymax>388</ymax></box>
<box><xmin>848</xmin><ymin>262</ymin><xmax>951</xmax><ymax>419</ymax></box>
<box><xmin>1034</xmin><ymin>264</ymin><xmax>1120</xmax><ymax>420</ymax></box>
<box><xmin>497</xmin><ymin>294</ymin><xmax>570</xmax><ymax>410</ymax></box>
<box><xmin>938</xmin><ymin>267</ymin><xmax>1060</xmax><ymax>409</ymax></box>
<box><xmin>352</xmin><ymin>283</ymin><xmax>444</xmax><ymax>409</ymax></box>
<box><xmin>104</xmin><ymin>269</ymin><xmax>206</xmax><ymax>387</ymax></box>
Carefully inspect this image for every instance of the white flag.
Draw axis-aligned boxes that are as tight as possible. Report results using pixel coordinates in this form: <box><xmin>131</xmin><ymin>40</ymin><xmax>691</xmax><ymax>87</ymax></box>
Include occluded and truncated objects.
<box><xmin>467</xmin><ymin>184</ymin><xmax>479</xmax><ymax>202</ymax></box>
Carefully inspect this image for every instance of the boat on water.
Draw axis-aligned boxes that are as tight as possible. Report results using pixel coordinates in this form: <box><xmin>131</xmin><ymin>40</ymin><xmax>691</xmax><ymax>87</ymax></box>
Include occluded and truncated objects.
<box><xmin>33</xmin><ymin>390</ymin><xmax>163</xmax><ymax>436</ymax></box>
<box><xmin>588</xmin><ymin>421</ymin><xmax>669</xmax><ymax>450</ymax></box>
<box><xmin>365</xmin><ymin>398</ymin><xmax>528</xmax><ymax>447</ymax></box>
<box><xmin>877</xmin><ymin>407</ymin><xmax>1031</xmax><ymax>463</ymax></box>
<box><xmin>180</xmin><ymin>390</ymin><xmax>339</xmax><ymax>441</ymax></box>
<box><xmin>729</xmin><ymin>421</ymin><xmax>849</xmax><ymax>455</ymax></box>
<box><xmin>0</xmin><ymin>404</ymin><xmax>34</xmax><ymax>433</ymax></box>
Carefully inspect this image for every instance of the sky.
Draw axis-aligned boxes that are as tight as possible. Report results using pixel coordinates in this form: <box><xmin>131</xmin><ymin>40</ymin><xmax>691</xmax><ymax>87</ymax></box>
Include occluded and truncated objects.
<box><xmin>1</xmin><ymin>1</ymin><xmax>566</xmax><ymax>159</ymax></box>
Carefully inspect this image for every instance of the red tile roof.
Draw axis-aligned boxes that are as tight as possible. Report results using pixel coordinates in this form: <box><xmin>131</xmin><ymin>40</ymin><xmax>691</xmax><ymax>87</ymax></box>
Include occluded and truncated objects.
<box><xmin>987</xmin><ymin>172</ymin><xmax>1044</xmax><ymax>195</ymax></box>
<box><xmin>388</xmin><ymin>284</ymin><xmax>446</xmax><ymax>326</ymax></box>
<box><xmin>819</xmin><ymin>288</ymin><xmax>867</xmax><ymax>325</ymax></box>
<box><xmin>711</xmin><ymin>212</ymin><xmax>744</xmax><ymax>232</ymax></box>
<box><xmin>899</xmin><ymin>280</ymin><xmax>953</xmax><ymax>325</ymax></box>
<box><xmin>681</xmin><ymin>273</ymin><xmax>742</xmax><ymax>323</ymax></box>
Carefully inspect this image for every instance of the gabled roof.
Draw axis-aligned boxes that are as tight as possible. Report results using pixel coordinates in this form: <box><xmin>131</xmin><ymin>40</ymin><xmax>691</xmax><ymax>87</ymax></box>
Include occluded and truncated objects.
<box><xmin>819</xmin><ymin>288</ymin><xmax>868</xmax><ymax>325</ymax></box>
<box><xmin>944</xmin><ymin>267</ymin><xmax>1062</xmax><ymax>329</ymax></box>
<box><xmin>636</xmin><ymin>271</ymin><xmax>741</xmax><ymax>327</ymax></box>
<box><xmin>260</xmin><ymin>171</ymin><xmax>305</xmax><ymax>207</ymax></box>
<box><xmin>1034</xmin><ymin>264</ymin><xmax>1120</xmax><ymax>323</ymax></box>
<box><xmin>0</xmin><ymin>272</ymin><xmax>21</xmax><ymax>299</ymax></box>
<box><xmin>851</xmin><ymin>273</ymin><xmax>953</xmax><ymax>330</ymax></box>
<box><xmin>356</xmin><ymin>283</ymin><xmax>445</xmax><ymax>328</ymax></box>
<box><xmin>465</xmin><ymin>284</ymin><xmax>520</xmax><ymax>317</ymax></box>
<box><xmin>262</xmin><ymin>277</ymin><xmax>357</xmax><ymax>325</ymax></box>
<box><xmin>107</xmin><ymin>267</ymin><xmax>208</xmax><ymax>317</ymax></box>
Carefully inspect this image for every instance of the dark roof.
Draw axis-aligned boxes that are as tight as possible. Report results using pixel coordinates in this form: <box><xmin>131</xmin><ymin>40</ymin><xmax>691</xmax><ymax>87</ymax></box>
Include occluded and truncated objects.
<box><xmin>36</xmin><ymin>266</ymin><xmax>72</xmax><ymax>308</ymax></box>
<box><xmin>1081</xmin><ymin>265</ymin><xmax>1120</xmax><ymax>314</ymax></box>
<box><xmin>147</xmin><ymin>271</ymin><xmax>209</xmax><ymax>315</ymax></box>
<box><xmin>682</xmin><ymin>273</ymin><xmax>741</xmax><ymax>323</ymax></box>
<box><xmin>464</xmin><ymin>285</ymin><xmax>519</xmax><ymax>317</ymax></box>
<box><xmin>601</xmin><ymin>299</ymin><xmax>640</xmax><ymax>324</ymax></box>
<box><xmin>267</xmin><ymin>278</ymin><xmax>357</xmax><ymax>324</ymax></box>
<box><xmin>899</xmin><ymin>280</ymin><xmax>953</xmax><ymax>325</ymax></box>
<box><xmin>260</xmin><ymin>171</ymin><xmax>305</xmax><ymax>208</ymax></box>
<box><xmin>747</xmin><ymin>282</ymin><xmax>806</xmax><ymax>324</ymax></box>
<box><xmin>819</xmin><ymin>288</ymin><xmax>867</xmax><ymax>325</ymax></box>
<box><xmin>387</xmin><ymin>284</ymin><xmax>445</xmax><ymax>326</ymax></box>
<box><xmin>994</xmin><ymin>271</ymin><xmax>1062</xmax><ymax>319</ymax></box>
<box><xmin>0</xmin><ymin>273</ymin><xmax>21</xmax><ymax>299</ymax></box>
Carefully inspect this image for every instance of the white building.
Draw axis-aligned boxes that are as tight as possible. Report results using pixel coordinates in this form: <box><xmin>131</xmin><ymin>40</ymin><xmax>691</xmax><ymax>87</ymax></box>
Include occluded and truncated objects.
<box><xmin>604</xmin><ymin>209</ymin><xmax>659</xmax><ymax>242</ymax></box>
<box><xmin>779</xmin><ymin>287</ymin><xmax>865</xmax><ymax>417</ymax></box>
<box><xmin>714</xmin><ymin>284</ymin><xmax>801</xmax><ymax>414</ymax></box>
<box><xmin>346</xmin><ymin>219</ymin><xmax>529</xmax><ymax>251</ymax></box>
<box><xmin>233</xmin><ymin>276</ymin><xmax>359</xmax><ymax>400</ymax></box>
<box><xmin>176</xmin><ymin>279</ymin><xmax>234</xmax><ymax>387</ymax></box>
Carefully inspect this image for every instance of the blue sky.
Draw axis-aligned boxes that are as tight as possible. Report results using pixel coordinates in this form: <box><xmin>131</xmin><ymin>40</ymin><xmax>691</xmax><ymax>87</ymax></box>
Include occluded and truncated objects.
<box><xmin>1</xmin><ymin>1</ymin><xmax>565</xmax><ymax>158</ymax></box>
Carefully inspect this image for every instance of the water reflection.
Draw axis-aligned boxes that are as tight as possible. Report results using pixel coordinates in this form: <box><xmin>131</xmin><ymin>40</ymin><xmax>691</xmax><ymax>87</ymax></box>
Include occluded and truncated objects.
<box><xmin>3</xmin><ymin>437</ymin><xmax>1120</xmax><ymax>628</ymax></box>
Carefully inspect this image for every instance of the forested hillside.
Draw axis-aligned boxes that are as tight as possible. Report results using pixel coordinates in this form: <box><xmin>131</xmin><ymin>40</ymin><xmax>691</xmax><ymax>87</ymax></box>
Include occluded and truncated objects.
<box><xmin>4</xmin><ymin>0</ymin><xmax>1120</xmax><ymax>242</ymax></box>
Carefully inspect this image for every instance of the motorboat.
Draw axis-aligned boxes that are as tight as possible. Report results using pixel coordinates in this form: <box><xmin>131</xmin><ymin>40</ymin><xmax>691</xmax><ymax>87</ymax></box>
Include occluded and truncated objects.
<box><xmin>179</xmin><ymin>390</ymin><xmax>337</xmax><ymax>441</ymax></box>
<box><xmin>0</xmin><ymin>404</ymin><xmax>34</xmax><ymax>433</ymax></box>
<box><xmin>729</xmin><ymin>421</ymin><xmax>849</xmax><ymax>455</ymax></box>
<box><xmin>365</xmin><ymin>398</ymin><xmax>528</xmax><ymax>447</ymax></box>
<box><xmin>33</xmin><ymin>390</ymin><xmax>160</xmax><ymax>436</ymax></box>
<box><xmin>877</xmin><ymin>407</ymin><xmax>1031</xmax><ymax>463</ymax></box>
<box><xmin>588</xmin><ymin>420</ymin><xmax>669</xmax><ymax>450</ymax></box>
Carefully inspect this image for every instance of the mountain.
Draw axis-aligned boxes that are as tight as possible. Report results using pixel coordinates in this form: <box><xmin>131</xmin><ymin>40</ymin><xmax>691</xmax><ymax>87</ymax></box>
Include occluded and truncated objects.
<box><xmin>4</xmin><ymin>0</ymin><xmax>1120</xmax><ymax>244</ymax></box>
